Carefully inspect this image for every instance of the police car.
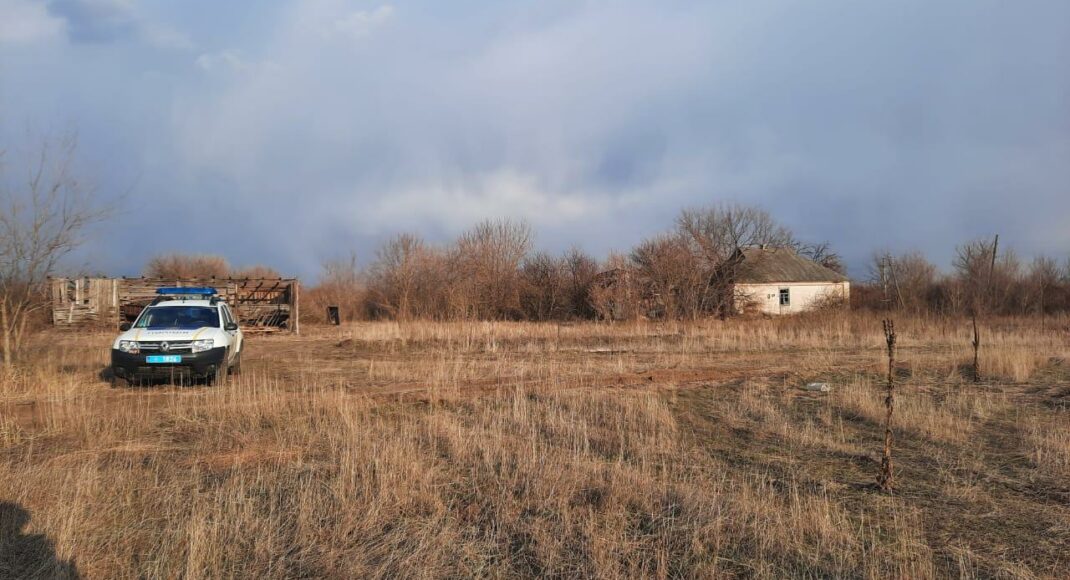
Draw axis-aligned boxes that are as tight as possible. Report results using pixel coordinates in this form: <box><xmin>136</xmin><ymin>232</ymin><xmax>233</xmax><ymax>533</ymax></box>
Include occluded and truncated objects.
<box><xmin>110</xmin><ymin>287</ymin><xmax>243</xmax><ymax>385</ymax></box>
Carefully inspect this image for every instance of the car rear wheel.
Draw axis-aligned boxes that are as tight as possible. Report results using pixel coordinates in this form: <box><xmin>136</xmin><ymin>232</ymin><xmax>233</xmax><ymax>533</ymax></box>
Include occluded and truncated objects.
<box><xmin>229</xmin><ymin>351</ymin><xmax>242</xmax><ymax>375</ymax></box>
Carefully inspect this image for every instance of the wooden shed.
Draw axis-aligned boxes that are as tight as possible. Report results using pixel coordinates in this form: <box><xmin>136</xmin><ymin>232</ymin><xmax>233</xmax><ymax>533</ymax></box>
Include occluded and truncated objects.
<box><xmin>50</xmin><ymin>277</ymin><xmax>300</xmax><ymax>333</ymax></box>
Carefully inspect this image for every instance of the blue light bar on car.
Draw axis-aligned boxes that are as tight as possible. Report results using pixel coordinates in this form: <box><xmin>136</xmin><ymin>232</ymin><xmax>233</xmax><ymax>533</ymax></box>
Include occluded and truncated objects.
<box><xmin>155</xmin><ymin>287</ymin><xmax>217</xmax><ymax>295</ymax></box>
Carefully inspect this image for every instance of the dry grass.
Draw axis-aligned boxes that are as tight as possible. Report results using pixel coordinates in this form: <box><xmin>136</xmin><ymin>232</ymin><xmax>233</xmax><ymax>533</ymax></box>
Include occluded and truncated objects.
<box><xmin>1</xmin><ymin>314</ymin><xmax>1069</xmax><ymax>578</ymax></box>
<box><xmin>1026</xmin><ymin>416</ymin><xmax>1070</xmax><ymax>479</ymax></box>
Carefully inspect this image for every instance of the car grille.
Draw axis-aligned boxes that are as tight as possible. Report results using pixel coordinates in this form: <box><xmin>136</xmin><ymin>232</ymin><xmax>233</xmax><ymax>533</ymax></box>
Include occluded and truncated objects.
<box><xmin>138</xmin><ymin>341</ymin><xmax>194</xmax><ymax>353</ymax></box>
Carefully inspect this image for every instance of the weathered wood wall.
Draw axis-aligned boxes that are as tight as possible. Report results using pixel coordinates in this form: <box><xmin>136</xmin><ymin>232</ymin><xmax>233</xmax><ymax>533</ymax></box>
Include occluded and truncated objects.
<box><xmin>50</xmin><ymin>277</ymin><xmax>300</xmax><ymax>333</ymax></box>
<box><xmin>50</xmin><ymin>278</ymin><xmax>122</xmax><ymax>327</ymax></box>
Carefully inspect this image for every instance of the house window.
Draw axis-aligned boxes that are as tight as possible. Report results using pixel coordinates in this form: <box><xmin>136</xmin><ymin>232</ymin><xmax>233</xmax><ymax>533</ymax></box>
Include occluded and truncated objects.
<box><xmin>779</xmin><ymin>288</ymin><xmax>790</xmax><ymax>306</ymax></box>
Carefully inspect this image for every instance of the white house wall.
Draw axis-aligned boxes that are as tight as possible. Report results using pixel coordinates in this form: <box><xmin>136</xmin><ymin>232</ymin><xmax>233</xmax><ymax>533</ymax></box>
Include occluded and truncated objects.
<box><xmin>735</xmin><ymin>282</ymin><xmax>850</xmax><ymax>315</ymax></box>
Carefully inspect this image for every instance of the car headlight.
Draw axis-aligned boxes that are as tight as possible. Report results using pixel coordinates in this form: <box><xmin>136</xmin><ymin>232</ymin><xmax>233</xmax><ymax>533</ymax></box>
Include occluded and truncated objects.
<box><xmin>118</xmin><ymin>341</ymin><xmax>139</xmax><ymax>354</ymax></box>
<box><xmin>191</xmin><ymin>339</ymin><xmax>215</xmax><ymax>353</ymax></box>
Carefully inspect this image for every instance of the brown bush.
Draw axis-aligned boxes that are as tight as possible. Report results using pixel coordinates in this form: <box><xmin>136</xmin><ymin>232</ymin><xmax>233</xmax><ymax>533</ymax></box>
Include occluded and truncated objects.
<box><xmin>364</xmin><ymin>234</ymin><xmax>455</xmax><ymax>320</ymax></box>
<box><xmin>303</xmin><ymin>253</ymin><xmax>364</xmax><ymax>324</ymax></box>
<box><xmin>232</xmin><ymin>265</ymin><xmax>283</xmax><ymax>279</ymax></box>
<box><xmin>451</xmin><ymin>219</ymin><xmax>533</xmax><ymax>319</ymax></box>
<box><xmin>589</xmin><ymin>255</ymin><xmax>644</xmax><ymax>321</ymax></box>
<box><xmin>144</xmin><ymin>254</ymin><xmax>231</xmax><ymax>279</ymax></box>
<box><xmin>519</xmin><ymin>252</ymin><xmax>568</xmax><ymax>321</ymax></box>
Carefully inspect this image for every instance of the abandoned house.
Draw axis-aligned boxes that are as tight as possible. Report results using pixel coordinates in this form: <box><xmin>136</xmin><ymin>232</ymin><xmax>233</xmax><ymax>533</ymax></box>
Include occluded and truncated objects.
<box><xmin>49</xmin><ymin>277</ymin><xmax>300</xmax><ymax>333</ymax></box>
<box><xmin>729</xmin><ymin>247</ymin><xmax>849</xmax><ymax>315</ymax></box>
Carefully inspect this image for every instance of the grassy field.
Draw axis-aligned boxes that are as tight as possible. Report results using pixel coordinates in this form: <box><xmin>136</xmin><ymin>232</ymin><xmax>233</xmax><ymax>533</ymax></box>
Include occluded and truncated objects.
<box><xmin>2</xmin><ymin>314</ymin><xmax>1069</xmax><ymax>578</ymax></box>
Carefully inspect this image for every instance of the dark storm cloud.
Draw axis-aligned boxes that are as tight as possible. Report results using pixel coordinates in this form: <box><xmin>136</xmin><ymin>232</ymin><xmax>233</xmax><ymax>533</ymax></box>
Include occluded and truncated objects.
<box><xmin>2</xmin><ymin>0</ymin><xmax>1068</xmax><ymax>278</ymax></box>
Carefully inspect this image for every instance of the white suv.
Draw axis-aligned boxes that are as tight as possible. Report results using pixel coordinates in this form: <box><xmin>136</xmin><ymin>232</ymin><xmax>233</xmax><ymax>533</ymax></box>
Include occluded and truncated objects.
<box><xmin>110</xmin><ymin>287</ymin><xmax>243</xmax><ymax>385</ymax></box>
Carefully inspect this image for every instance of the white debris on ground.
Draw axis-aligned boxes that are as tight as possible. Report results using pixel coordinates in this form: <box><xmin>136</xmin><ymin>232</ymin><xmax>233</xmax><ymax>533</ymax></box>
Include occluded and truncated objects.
<box><xmin>803</xmin><ymin>382</ymin><xmax>832</xmax><ymax>392</ymax></box>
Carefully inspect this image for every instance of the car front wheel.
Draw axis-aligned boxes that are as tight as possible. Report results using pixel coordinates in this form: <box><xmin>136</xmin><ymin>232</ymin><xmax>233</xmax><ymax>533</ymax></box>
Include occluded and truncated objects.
<box><xmin>109</xmin><ymin>369</ymin><xmax>127</xmax><ymax>388</ymax></box>
<box><xmin>210</xmin><ymin>365</ymin><xmax>229</xmax><ymax>386</ymax></box>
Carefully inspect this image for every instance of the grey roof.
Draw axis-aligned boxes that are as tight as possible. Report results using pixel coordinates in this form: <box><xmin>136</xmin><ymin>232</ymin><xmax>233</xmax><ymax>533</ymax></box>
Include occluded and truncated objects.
<box><xmin>733</xmin><ymin>247</ymin><xmax>849</xmax><ymax>284</ymax></box>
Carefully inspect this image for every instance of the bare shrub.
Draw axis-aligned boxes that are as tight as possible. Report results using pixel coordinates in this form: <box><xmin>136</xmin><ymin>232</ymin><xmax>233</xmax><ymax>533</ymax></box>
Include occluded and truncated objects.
<box><xmin>304</xmin><ymin>253</ymin><xmax>364</xmax><ymax>323</ymax></box>
<box><xmin>516</xmin><ymin>248</ymin><xmax>600</xmax><ymax>321</ymax></box>
<box><xmin>589</xmin><ymin>254</ymin><xmax>643</xmax><ymax>321</ymax></box>
<box><xmin>1023</xmin><ymin>256</ymin><xmax>1061</xmax><ymax>315</ymax></box>
<box><xmin>953</xmin><ymin>237</ymin><xmax>1026</xmax><ymax>315</ymax></box>
<box><xmin>232</xmin><ymin>265</ymin><xmax>283</xmax><ymax>279</ymax></box>
<box><xmin>562</xmin><ymin>247</ymin><xmax>599</xmax><ymax>320</ymax></box>
<box><xmin>629</xmin><ymin>233</ymin><xmax>705</xmax><ymax>319</ymax></box>
<box><xmin>805</xmin><ymin>291</ymin><xmax>849</xmax><ymax>313</ymax></box>
<box><xmin>366</xmin><ymin>234</ymin><xmax>431</xmax><ymax>320</ymax></box>
<box><xmin>144</xmin><ymin>254</ymin><xmax>231</xmax><ymax>279</ymax></box>
<box><xmin>868</xmin><ymin>250</ymin><xmax>938</xmax><ymax>313</ymax></box>
<box><xmin>519</xmin><ymin>252</ymin><xmax>568</xmax><ymax>321</ymax></box>
<box><xmin>451</xmin><ymin>219</ymin><xmax>532</xmax><ymax>319</ymax></box>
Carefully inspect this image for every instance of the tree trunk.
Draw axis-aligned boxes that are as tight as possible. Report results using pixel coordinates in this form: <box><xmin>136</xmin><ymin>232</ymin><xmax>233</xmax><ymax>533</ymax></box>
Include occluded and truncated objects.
<box><xmin>1</xmin><ymin>297</ymin><xmax>12</xmax><ymax>367</ymax></box>
<box><xmin>14</xmin><ymin>303</ymin><xmax>30</xmax><ymax>355</ymax></box>
<box><xmin>971</xmin><ymin>312</ymin><xmax>981</xmax><ymax>382</ymax></box>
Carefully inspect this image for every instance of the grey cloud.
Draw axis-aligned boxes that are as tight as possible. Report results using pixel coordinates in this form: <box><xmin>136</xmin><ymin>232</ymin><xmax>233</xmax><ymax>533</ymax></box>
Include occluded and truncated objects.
<box><xmin>46</xmin><ymin>0</ymin><xmax>190</xmax><ymax>48</ymax></box>
<box><xmin>5</xmin><ymin>1</ymin><xmax>1070</xmax><ymax>278</ymax></box>
<box><xmin>47</xmin><ymin>0</ymin><xmax>137</xmax><ymax>43</ymax></box>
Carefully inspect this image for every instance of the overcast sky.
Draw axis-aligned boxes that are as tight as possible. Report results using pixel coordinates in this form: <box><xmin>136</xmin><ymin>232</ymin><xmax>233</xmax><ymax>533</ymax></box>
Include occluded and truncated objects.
<box><xmin>2</xmin><ymin>0</ymin><xmax>1068</xmax><ymax>279</ymax></box>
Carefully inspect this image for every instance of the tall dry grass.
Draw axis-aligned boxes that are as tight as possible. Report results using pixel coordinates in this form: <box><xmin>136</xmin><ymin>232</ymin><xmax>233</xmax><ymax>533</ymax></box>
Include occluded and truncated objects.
<box><xmin>2</xmin><ymin>314</ymin><xmax>1068</xmax><ymax>578</ymax></box>
<box><xmin>1</xmin><ymin>380</ymin><xmax>935</xmax><ymax>578</ymax></box>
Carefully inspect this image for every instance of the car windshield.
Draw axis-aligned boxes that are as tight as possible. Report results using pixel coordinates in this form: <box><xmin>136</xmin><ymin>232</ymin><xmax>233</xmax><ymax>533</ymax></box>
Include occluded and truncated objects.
<box><xmin>134</xmin><ymin>306</ymin><xmax>219</xmax><ymax>330</ymax></box>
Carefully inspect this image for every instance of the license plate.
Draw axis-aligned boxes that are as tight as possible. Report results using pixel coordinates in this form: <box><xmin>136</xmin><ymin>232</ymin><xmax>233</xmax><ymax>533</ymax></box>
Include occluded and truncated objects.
<box><xmin>146</xmin><ymin>355</ymin><xmax>182</xmax><ymax>364</ymax></box>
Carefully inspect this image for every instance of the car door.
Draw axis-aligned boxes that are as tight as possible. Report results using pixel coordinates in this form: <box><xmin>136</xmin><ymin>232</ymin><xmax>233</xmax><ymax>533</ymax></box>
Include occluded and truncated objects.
<box><xmin>222</xmin><ymin>304</ymin><xmax>241</xmax><ymax>362</ymax></box>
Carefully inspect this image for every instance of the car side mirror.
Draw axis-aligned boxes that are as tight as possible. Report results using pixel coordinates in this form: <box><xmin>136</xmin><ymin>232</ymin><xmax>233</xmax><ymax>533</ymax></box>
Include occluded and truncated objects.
<box><xmin>225</xmin><ymin>322</ymin><xmax>239</xmax><ymax>331</ymax></box>
<box><xmin>119</xmin><ymin>322</ymin><xmax>132</xmax><ymax>331</ymax></box>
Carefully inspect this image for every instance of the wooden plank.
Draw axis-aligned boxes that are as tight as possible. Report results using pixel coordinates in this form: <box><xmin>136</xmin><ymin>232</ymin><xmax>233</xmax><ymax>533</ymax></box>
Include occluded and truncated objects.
<box><xmin>293</xmin><ymin>280</ymin><xmax>300</xmax><ymax>334</ymax></box>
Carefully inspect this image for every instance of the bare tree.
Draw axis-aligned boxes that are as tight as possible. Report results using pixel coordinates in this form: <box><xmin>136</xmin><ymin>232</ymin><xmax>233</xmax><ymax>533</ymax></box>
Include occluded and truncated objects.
<box><xmin>798</xmin><ymin>241</ymin><xmax>845</xmax><ymax>274</ymax></box>
<box><xmin>675</xmin><ymin>203</ymin><xmax>797</xmax><ymax>317</ymax></box>
<box><xmin>0</xmin><ymin>133</ymin><xmax>111</xmax><ymax>366</ymax></box>
<box><xmin>868</xmin><ymin>250</ymin><xmax>937</xmax><ymax>313</ymax></box>
<box><xmin>519</xmin><ymin>252</ymin><xmax>567</xmax><ymax>321</ymax></box>
<box><xmin>954</xmin><ymin>236</ymin><xmax>1000</xmax><ymax>381</ymax></box>
<box><xmin>563</xmin><ymin>247</ymin><xmax>599</xmax><ymax>319</ymax></box>
<box><xmin>1024</xmin><ymin>256</ymin><xmax>1060</xmax><ymax>316</ymax></box>
<box><xmin>452</xmin><ymin>219</ymin><xmax>533</xmax><ymax>319</ymax></box>
<box><xmin>630</xmin><ymin>233</ymin><xmax>706</xmax><ymax>319</ymax></box>
<box><xmin>676</xmin><ymin>203</ymin><xmax>795</xmax><ymax>268</ymax></box>
<box><xmin>366</xmin><ymin>234</ymin><xmax>429</xmax><ymax>320</ymax></box>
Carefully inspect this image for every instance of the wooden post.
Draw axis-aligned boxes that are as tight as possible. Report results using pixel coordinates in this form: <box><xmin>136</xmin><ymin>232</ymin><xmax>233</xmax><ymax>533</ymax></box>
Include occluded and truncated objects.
<box><xmin>971</xmin><ymin>313</ymin><xmax>981</xmax><ymax>382</ymax></box>
<box><xmin>292</xmin><ymin>280</ymin><xmax>300</xmax><ymax>335</ymax></box>
<box><xmin>878</xmin><ymin>319</ymin><xmax>897</xmax><ymax>492</ymax></box>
